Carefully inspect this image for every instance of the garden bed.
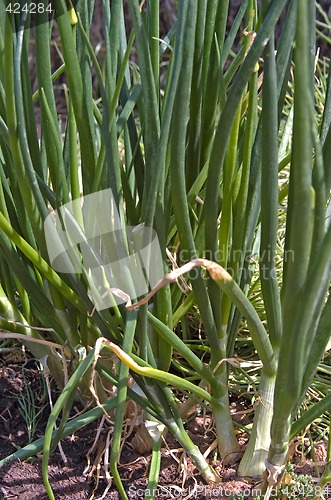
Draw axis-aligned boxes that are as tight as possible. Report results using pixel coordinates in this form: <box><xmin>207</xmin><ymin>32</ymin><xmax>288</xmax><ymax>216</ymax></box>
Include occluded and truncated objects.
<box><xmin>0</xmin><ymin>357</ymin><xmax>329</xmax><ymax>500</ymax></box>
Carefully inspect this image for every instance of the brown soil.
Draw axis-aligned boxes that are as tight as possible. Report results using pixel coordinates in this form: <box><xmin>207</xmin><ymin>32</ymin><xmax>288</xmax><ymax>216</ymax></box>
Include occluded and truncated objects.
<box><xmin>0</xmin><ymin>357</ymin><xmax>330</xmax><ymax>500</ymax></box>
<box><xmin>2</xmin><ymin>6</ymin><xmax>331</xmax><ymax>498</ymax></box>
<box><xmin>0</xmin><ymin>359</ymin><xmax>250</xmax><ymax>499</ymax></box>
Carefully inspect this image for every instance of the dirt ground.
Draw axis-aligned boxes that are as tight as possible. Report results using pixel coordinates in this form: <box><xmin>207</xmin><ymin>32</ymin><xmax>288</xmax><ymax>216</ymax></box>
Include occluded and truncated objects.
<box><xmin>0</xmin><ymin>358</ymin><xmax>329</xmax><ymax>500</ymax></box>
<box><xmin>1</xmin><ymin>2</ymin><xmax>331</xmax><ymax>499</ymax></box>
<box><xmin>0</xmin><ymin>359</ymin><xmax>253</xmax><ymax>499</ymax></box>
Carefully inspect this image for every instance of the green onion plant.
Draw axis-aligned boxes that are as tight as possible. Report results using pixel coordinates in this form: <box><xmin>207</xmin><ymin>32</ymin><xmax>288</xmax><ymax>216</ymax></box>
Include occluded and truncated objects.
<box><xmin>0</xmin><ymin>0</ymin><xmax>330</xmax><ymax>498</ymax></box>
